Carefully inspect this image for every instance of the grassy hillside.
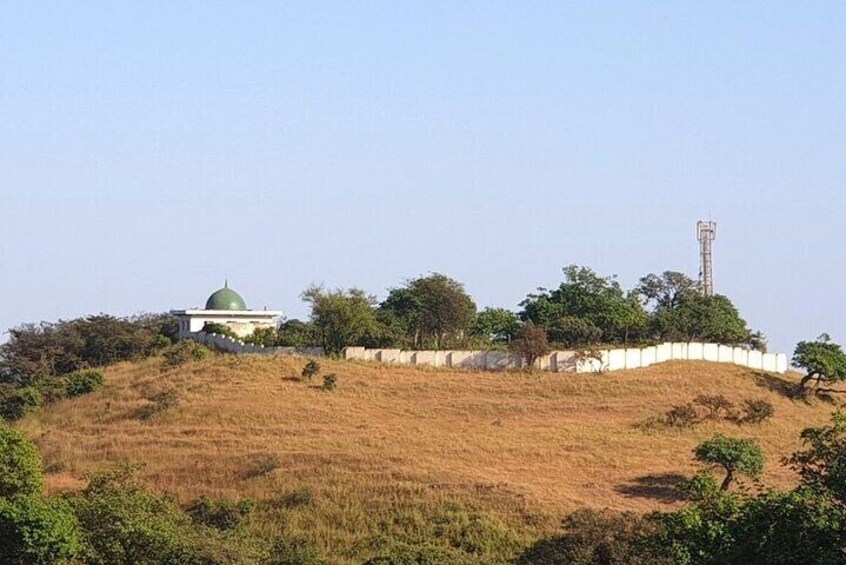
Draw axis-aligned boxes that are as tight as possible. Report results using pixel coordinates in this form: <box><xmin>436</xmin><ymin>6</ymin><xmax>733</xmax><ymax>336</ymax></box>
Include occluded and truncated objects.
<box><xmin>16</xmin><ymin>353</ymin><xmax>839</xmax><ymax>563</ymax></box>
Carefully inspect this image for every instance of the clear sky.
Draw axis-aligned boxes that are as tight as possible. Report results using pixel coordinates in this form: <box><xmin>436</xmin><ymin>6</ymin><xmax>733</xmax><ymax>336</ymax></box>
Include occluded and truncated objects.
<box><xmin>1</xmin><ymin>2</ymin><xmax>844</xmax><ymax>354</ymax></box>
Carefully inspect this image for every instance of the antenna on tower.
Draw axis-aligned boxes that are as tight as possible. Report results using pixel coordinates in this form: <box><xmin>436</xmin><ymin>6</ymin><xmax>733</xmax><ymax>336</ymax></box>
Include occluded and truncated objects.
<box><xmin>697</xmin><ymin>220</ymin><xmax>717</xmax><ymax>297</ymax></box>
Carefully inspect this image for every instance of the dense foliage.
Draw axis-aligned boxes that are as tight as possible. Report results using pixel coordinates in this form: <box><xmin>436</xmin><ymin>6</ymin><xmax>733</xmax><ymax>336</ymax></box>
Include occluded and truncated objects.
<box><xmin>0</xmin><ymin>313</ymin><xmax>176</xmax><ymax>386</ymax></box>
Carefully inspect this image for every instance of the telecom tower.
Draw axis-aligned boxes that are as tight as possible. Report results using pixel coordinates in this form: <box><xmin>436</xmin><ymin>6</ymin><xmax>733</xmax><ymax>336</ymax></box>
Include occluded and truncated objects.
<box><xmin>697</xmin><ymin>220</ymin><xmax>716</xmax><ymax>297</ymax></box>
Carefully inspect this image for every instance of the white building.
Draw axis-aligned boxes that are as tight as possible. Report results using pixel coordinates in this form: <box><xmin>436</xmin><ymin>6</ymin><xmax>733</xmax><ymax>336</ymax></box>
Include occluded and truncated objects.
<box><xmin>171</xmin><ymin>282</ymin><xmax>282</xmax><ymax>339</ymax></box>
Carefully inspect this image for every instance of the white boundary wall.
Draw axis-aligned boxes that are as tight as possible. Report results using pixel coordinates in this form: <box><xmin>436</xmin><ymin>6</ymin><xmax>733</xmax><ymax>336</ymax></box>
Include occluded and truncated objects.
<box><xmin>183</xmin><ymin>333</ymin><xmax>788</xmax><ymax>375</ymax></box>
<box><xmin>342</xmin><ymin>342</ymin><xmax>788</xmax><ymax>374</ymax></box>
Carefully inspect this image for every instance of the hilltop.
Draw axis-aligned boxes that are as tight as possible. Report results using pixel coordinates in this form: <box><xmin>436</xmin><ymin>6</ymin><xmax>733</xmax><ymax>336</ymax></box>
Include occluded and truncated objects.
<box><xmin>15</xmin><ymin>353</ymin><xmax>839</xmax><ymax>562</ymax></box>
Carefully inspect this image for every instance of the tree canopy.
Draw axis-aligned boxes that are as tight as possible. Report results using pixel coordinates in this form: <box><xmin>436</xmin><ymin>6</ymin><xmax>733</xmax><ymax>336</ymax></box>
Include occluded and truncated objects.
<box><xmin>379</xmin><ymin>273</ymin><xmax>476</xmax><ymax>349</ymax></box>
<box><xmin>302</xmin><ymin>286</ymin><xmax>382</xmax><ymax>357</ymax></box>
<box><xmin>792</xmin><ymin>334</ymin><xmax>846</xmax><ymax>396</ymax></box>
<box><xmin>693</xmin><ymin>434</ymin><xmax>764</xmax><ymax>491</ymax></box>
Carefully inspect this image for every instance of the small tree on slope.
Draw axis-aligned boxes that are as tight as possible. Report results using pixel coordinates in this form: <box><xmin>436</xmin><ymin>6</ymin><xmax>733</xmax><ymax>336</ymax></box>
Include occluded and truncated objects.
<box><xmin>693</xmin><ymin>434</ymin><xmax>764</xmax><ymax>491</ymax></box>
<box><xmin>792</xmin><ymin>334</ymin><xmax>846</xmax><ymax>397</ymax></box>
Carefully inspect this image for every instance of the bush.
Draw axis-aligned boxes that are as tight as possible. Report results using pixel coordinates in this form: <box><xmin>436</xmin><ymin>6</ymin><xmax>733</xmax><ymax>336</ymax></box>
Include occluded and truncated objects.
<box><xmin>0</xmin><ymin>495</ymin><xmax>86</xmax><ymax>563</ymax></box>
<box><xmin>739</xmin><ymin>399</ymin><xmax>774</xmax><ymax>424</ymax></box>
<box><xmin>69</xmin><ymin>465</ymin><xmax>209</xmax><ymax>564</ymax></box>
<box><xmin>509</xmin><ymin>321</ymin><xmax>551</xmax><ymax>369</ymax></box>
<box><xmin>266</xmin><ymin>538</ymin><xmax>325</xmax><ymax>565</ymax></box>
<box><xmin>301</xmin><ymin>360</ymin><xmax>320</xmax><ymax>380</ymax></box>
<box><xmin>665</xmin><ymin>403</ymin><xmax>698</xmax><ymax>428</ymax></box>
<box><xmin>0</xmin><ymin>386</ymin><xmax>43</xmax><ymax>421</ymax></box>
<box><xmin>201</xmin><ymin>322</ymin><xmax>239</xmax><ymax>340</ymax></box>
<box><xmin>693</xmin><ymin>394</ymin><xmax>735</xmax><ymax>421</ymax></box>
<box><xmin>244</xmin><ymin>456</ymin><xmax>281</xmax><ymax>479</ymax></box>
<box><xmin>66</xmin><ymin>370</ymin><xmax>105</xmax><ymax>397</ymax></box>
<box><xmin>363</xmin><ymin>541</ymin><xmax>468</xmax><ymax>565</ymax></box>
<box><xmin>322</xmin><ymin>373</ymin><xmax>337</xmax><ymax>391</ymax></box>
<box><xmin>161</xmin><ymin>342</ymin><xmax>209</xmax><ymax>370</ymax></box>
<box><xmin>0</xmin><ymin>421</ymin><xmax>44</xmax><ymax>497</ymax></box>
<box><xmin>515</xmin><ymin>509</ymin><xmax>666</xmax><ymax>565</ymax></box>
<box><xmin>185</xmin><ymin>496</ymin><xmax>255</xmax><ymax>530</ymax></box>
<box><xmin>138</xmin><ymin>389</ymin><xmax>180</xmax><ymax>420</ymax></box>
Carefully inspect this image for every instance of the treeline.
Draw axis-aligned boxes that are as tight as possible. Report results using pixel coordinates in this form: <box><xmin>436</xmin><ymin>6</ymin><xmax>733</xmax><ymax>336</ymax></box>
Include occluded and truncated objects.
<box><xmin>248</xmin><ymin>266</ymin><xmax>762</xmax><ymax>356</ymax></box>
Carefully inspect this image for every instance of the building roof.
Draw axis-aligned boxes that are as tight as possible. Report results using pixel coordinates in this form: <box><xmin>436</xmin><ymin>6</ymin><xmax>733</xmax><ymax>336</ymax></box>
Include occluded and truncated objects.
<box><xmin>205</xmin><ymin>282</ymin><xmax>247</xmax><ymax>311</ymax></box>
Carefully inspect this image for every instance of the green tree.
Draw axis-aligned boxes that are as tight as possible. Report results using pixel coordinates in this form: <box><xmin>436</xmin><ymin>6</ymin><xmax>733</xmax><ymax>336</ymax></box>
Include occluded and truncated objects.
<box><xmin>520</xmin><ymin>265</ymin><xmax>647</xmax><ymax>346</ymax></box>
<box><xmin>693</xmin><ymin>435</ymin><xmax>764</xmax><ymax>491</ymax></box>
<box><xmin>472</xmin><ymin>307</ymin><xmax>520</xmax><ymax>344</ymax></box>
<box><xmin>302</xmin><ymin>286</ymin><xmax>381</xmax><ymax>356</ymax></box>
<box><xmin>0</xmin><ymin>495</ymin><xmax>86</xmax><ymax>564</ymax></box>
<box><xmin>276</xmin><ymin>319</ymin><xmax>317</xmax><ymax>348</ymax></box>
<box><xmin>651</xmin><ymin>294</ymin><xmax>750</xmax><ymax>344</ymax></box>
<box><xmin>635</xmin><ymin>271</ymin><xmax>700</xmax><ymax>311</ymax></box>
<box><xmin>792</xmin><ymin>334</ymin><xmax>846</xmax><ymax>397</ymax></box>
<box><xmin>380</xmin><ymin>274</ymin><xmax>476</xmax><ymax>348</ymax></box>
<box><xmin>787</xmin><ymin>411</ymin><xmax>846</xmax><ymax>503</ymax></box>
<box><xmin>509</xmin><ymin>322</ymin><xmax>551</xmax><ymax>369</ymax></box>
<box><xmin>0</xmin><ymin>421</ymin><xmax>44</xmax><ymax>497</ymax></box>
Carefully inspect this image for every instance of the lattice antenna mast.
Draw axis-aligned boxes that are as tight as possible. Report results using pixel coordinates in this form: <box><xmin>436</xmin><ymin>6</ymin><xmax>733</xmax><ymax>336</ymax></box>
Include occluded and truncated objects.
<box><xmin>697</xmin><ymin>221</ymin><xmax>717</xmax><ymax>297</ymax></box>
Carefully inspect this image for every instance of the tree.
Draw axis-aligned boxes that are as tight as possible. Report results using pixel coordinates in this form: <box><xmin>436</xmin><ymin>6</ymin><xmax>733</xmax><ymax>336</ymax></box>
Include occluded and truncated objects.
<box><xmin>276</xmin><ymin>319</ymin><xmax>317</xmax><ymax>348</ymax></box>
<box><xmin>520</xmin><ymin>265</ymin><xmax>647</xmax><ymax>346</ymax></box>
<box><xmin>635</xmin><ymin>271</ymin><xmax>700</xmax><ymax>311</ymax></box>
<box><xmin>0</xmin><ymin>496</ymin><xmax>86</xmax><ymax>563</ymax></box>
<box><xmin>380</xmin><ymin>274</ymin><xmax>476</xmax><ymax>348</ymax></box>
<box><xmin>472</xmin><ymin>308</ymin><xmax>520</xmax><ymax>344</ymax></box>
<box><xmin>0</xmin><ymin>421</ymin><xmax>44</xmax><ymax>497</ymax></box>
<box><xmin>787</xmin><ymin>411</ymin><xmax>846</xmax><ymax>503</ymax></box>
<box><xmin>651</xmin><ymin>294</ymin><xmax>749</xmax><ymax>344</ymax></box>
<box><xmin>302</xmin><ymin>286</ymin><xmax>381</xmax><ymax>357</ymax></box>
<box><xmin>693</xmin><ymin>435</ymin><xmax>764</xmax><ymax>491</ymax></box>
<box><xmin>509</xmin><ymin>322</ymin><xmax>551</xmax><ymax>370</ymax></box>
<box><xmin>792</xmin><ymin>334</ymin><xmax>846</xmax><ymax>396</ymax></box>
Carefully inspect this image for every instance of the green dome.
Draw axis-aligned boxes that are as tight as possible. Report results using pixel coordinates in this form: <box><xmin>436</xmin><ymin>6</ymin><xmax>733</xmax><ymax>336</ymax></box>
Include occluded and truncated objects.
<box><xmin>205</xmin><ymin>284</ymin><xmax>247</xmax><ymax>311</ymax></box>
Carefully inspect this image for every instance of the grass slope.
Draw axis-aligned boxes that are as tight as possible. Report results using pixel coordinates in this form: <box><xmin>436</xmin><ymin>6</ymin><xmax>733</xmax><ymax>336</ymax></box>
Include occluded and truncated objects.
<box><xmin>16</xmin><ymin>354</ymin><xmax>839</xmax><ymax>563</ymax></box>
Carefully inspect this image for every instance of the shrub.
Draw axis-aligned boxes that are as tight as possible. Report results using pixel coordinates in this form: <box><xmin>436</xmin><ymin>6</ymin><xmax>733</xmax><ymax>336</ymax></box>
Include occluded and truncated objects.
<box><xmin>509</xmin><ymin>321</ymin><xmax>551</xmax><ymax>369</ymax></box>
<box><xmin>0</xmin><ymin>495</ymin><xmax>86</xmax><ymax>563</ymax></box>
<box><xmin>65</xmin><ymin>370</ymin><xmax>105</xmax><ymax>397</ymax></box>
<box><xmin>33</xmin><ymin>377</ymin><xmax>70</xmax><ymax>404</ymax></box>
<box><xmin>739</xmin><ymin>399</ymin><xmax>774</xmax><ymax>424</ymax></box>
<box><xmin>0</xmin><ymin>386</ymin><xmax>43</xmax><ymax>421</ymax></box>
<box><xmin>322</xmin><ymin>373</ymin><xmax>337</xmax><ymax>391</ymax></box>
<box><xmin>68</xmin><ymin>464</ymin><xmax>211</xmax><ymax>564</ymax></box>
<box><xmin>269</xmin><ymin>486</ymin><xmax>314</xmax><ymax>509</ymax></box>
<box><xmin>185</xmin><ymin>496</ymin><xmax>255</xmax><ymax>530</ymax></box>
<box><xmin>301</xmin><ymin>360</ymin><xmax>320</xmax><ymax>380</ymax></box>
<box><xmin>0</xmin><ymin>421</ymin><xmax>44</xmax><ymax>497</ymax></box>
<box><xmin>267</xmin><ymin>538</ymin><xmax>325</xmax><ymax>565</ymax></box>
<box><xmin>665</xmin><ymin>403</ymin><xmax>698</xmax><ymax>428</ymax></box>
<box><xmin>244</xmin><ymin>456</ymin><xmax>281</xmax><ymax>479</ymax></box>
<box><xmin>363</xmin><ymin>541</ymin><xmax>467</xmax><ymax>565</ymax></box>
<box><xmin>243</xmin><ymin>327</ymin><xmax>278</xmax><ymax>347</ymax></box>
<box><xmin>515</xmin><ymin>509</ymin><xmax>666</xmax><ymax>565</ymax></box>
<box><xmin>161</xmin><ymin>342</ymin><xmax>209</xmax><ymax>370</ymax></box>
<box><xmin>693</xmin><ymin>394</ymin><xmax>735</xmax><ymax>421</ymax></box>
<box><xmin>201</xmin><ymin>322</ymin><xmax>239</xmax><ymax>340</ymax></box>
<box><xmin>138</xmin><ymin>389</ymin><xmax>180</xmax><ymax>420</ymax></box>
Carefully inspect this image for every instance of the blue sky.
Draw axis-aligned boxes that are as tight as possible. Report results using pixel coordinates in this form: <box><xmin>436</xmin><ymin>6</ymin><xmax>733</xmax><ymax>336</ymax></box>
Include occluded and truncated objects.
<box><xmin>1</xmin><ymin>2</ymin><xmax>844</xmax><ymax>354</ymax></box>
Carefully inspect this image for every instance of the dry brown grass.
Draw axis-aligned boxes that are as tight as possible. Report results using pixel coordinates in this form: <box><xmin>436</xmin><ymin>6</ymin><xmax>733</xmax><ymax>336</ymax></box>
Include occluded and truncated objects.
<box><xmin>16</xmin><ymin>353</ymin><xmax>843</xmax><ymax>561</ymax></box>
